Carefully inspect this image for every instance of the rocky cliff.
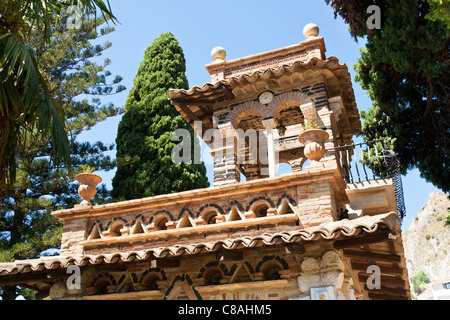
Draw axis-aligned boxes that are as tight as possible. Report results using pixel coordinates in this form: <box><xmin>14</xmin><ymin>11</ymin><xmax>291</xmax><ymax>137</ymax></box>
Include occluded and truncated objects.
<box><xmin>402</xmin><ymin>192</ymin><xmax>450</xmax><ymax>299</ymax></box>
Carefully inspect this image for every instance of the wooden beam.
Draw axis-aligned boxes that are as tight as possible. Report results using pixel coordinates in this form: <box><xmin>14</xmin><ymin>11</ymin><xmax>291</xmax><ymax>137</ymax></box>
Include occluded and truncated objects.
<box><xmin>35</xmin><ymin>289</ymin><xmax>50</xmax><ymax>300</ymax></box>
<box><xmin>175</xmin><ymin>99</ymin><xmax>216</xmax><ymax>107</ymax></box>
<box><xmin>93</xmin><ymin>264</ymin><xmax>128</xmax><ymax>273</ymax></box>
<box><xmin>220</xmin><ymin>84</ymin><xmax>235</xmax><ymax>100</ymax></box>
<box><xmin>172</xmin><ymin>99</ymin><xmax>202</xmax><ymax>123</ymax></box>
<box><xmin>150</xmin><ymin>259</ymin><xmax>180</xmax><ymax>269</ymax></box>
<box><xmin>0</xmin><ymin>270</ymin><xmax>68</xmax><ymax>286</ymax></box>
<box><xmin>364</xmin><ymin>285</ymin><xmax>408</xmax><ymax>297</ymax></box>
<box><xmin>343</xmin><ymin>250</ymin><xmax>402</xmax><ymax>263</ymax></box>
<box><xmin>333</xmin><ymin>231</ymin><xmax>396</xmax><ymax>249</ymax></box>
<box><xmin>351</xmin><ymin>262</ymin><xmax>405</xmax><ymax>276</ymax></box>
<box><xmin>284</xmin><ymin>244</ymin><xmax>306</xmax><ymax>255</ymax></box>
<box><xmin>216</xmin><ymin>251</ymin><xmax>244</xmax><ymax>262</ymax></box>
<box><xmin>368</xmin><ymin>292</ymin><xmax>409</xmax><ymax>300</ymax></box>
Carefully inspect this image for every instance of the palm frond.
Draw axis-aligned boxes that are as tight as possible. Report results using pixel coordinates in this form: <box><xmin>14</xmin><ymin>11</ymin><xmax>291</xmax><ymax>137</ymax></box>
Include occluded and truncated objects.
<box><xmin>0</xmin><ymin>0</ymin><xmax>118</xmax><ymax>191</ymax></box>
<box><xmin>0</xmin><ymin>30</ymin><xmax>70</xmax><ymax>190</ymax></box>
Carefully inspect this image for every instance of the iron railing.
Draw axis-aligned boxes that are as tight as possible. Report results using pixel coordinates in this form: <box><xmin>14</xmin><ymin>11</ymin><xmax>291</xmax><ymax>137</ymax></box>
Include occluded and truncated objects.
<box><xmin>327</xmin><ymin>139</ymin><xmax>406</xmax><ymax>221</ymax></box>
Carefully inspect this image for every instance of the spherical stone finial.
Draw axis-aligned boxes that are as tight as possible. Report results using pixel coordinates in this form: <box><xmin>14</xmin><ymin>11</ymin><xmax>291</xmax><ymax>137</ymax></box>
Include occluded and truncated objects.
<box><xmin>211</xmin><ymin>46</ymin><xmax>226</xmax><ymax>62</ymax></box>
<box><xmin>303</xmin><ymin>23</ymin><xmax>319</xmax><ymax>39</ymax></box>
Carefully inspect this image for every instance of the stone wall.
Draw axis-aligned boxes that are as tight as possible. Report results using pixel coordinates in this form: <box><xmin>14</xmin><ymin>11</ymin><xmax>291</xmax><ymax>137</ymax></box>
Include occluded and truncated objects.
<box><xmin>57</xmin><ymin>168</ymin><xmax>346</xmax><ymax>257</ymax></box>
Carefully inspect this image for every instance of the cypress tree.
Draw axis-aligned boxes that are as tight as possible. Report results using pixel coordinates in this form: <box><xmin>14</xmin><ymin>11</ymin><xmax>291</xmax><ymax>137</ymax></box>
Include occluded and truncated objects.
<box><xmin>112</xmin><ymin>33</ymin><xmax>209</xmax><ymax>201</ymax></box>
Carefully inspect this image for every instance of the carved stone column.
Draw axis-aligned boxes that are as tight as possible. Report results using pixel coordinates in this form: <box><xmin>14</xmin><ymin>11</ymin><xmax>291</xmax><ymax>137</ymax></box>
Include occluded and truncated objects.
<box><xmin>293</xmin><ymin>250</ymin><xmax>356</xmax><ymax>300</ymax></box>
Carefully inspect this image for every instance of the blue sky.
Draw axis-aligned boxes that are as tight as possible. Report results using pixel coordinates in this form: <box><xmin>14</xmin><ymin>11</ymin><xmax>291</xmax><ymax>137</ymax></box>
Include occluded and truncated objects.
<box><xmin>78</xmin><ymin>0</ymin><xmax>441</xmax><ymax>232</ymax></box>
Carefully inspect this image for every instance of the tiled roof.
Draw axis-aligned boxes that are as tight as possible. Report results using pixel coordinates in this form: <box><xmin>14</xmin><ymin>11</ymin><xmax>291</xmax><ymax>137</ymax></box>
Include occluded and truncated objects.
<box><xmin>170</xmin><ymin>56</ymin><xmax>353</xmax><ymax>101</ymax></box>
<box><xmin>0</xmin><ymin>212</ymin><xmax>400</xmax><ymax>277</ymax></box>
<box><xmin>170</xmin><ymin>56</ymin><xmax>361</xmax><ymax>137</ymax></box>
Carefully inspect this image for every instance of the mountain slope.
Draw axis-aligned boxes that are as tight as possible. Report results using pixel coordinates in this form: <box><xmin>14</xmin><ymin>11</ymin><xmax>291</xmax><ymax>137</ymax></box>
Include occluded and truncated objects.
<box><xmin>403</xmin><ymin>192</ymin><xmax>450</xmax><ymax>299</ymax></box>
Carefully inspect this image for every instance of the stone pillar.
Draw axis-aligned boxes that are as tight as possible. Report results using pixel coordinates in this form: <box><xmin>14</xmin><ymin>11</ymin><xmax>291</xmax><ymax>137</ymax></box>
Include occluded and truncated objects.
<box><xmin>262</xmin><ymin>118</ymin><xmax>277</xmax><ymax>178</ymax></box>
<box><xmin>60</xmin><ymin>217</ymin><xmax>88</xmax><ymax>256</ymax></box>
<box><xmin>296</xmin><ymin>180</ymin><xmax>338</xmax><ymax>226</ymax></box>
<box><xmin>211</xmin><ymin>122</ymin><xmax>241</xmax><ymax>186</ymax></box>
<box><xmin>299</xmin><ymin>102</ymin><xmax>318</xmax><ymax>121</ymax></box>
<box><xmin>328</xmin><ymin>96</ymin><xmax>344</xmax><ymax>122</ymax></box>
<box><xmin>206</xmin><ymin>46</ymin><xmax>226</xmax><ymax>83</ymax></box>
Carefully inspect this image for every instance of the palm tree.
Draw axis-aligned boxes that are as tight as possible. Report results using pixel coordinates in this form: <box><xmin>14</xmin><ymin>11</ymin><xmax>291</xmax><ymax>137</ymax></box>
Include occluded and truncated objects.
<box><xmin>0</xmin><ymin>0</ymin><xmax>117</xmax><ymax>191</ymax></box>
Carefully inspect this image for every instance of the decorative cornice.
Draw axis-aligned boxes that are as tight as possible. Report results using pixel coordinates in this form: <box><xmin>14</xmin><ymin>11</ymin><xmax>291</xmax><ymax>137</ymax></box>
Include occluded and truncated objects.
<box><xmin>52</xmin><ymin>164</ymin><xmax>346</xmax><ymax>221</ymax></box>
<box><xmin>0</xmin><ymin>212</ymin><xmax>401</xmax><ymax>277</ymax></box>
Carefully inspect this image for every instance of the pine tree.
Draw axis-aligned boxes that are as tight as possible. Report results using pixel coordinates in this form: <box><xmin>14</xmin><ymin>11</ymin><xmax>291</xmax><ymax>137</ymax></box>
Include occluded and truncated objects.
<box><xmin>0</xmin><ymin>16</ymin><xmax>125</xmax><ymax>300</ymax></box>
<box><xmin>112</xmin><ymin>32</ymin><xmax>209</xmax><ymax>201</ymax></box>
<box><xmin>0</xmin><ymin>0</ymin><xmax>118</xmax><ymax>192</ymax></box>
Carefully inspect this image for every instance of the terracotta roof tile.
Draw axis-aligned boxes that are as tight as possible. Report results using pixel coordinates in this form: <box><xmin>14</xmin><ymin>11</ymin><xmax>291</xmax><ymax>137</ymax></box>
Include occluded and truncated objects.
<box><xmin>170</xmin><ymin>57</ymin><xmax>350</xmax><ymax>100</ymax></box>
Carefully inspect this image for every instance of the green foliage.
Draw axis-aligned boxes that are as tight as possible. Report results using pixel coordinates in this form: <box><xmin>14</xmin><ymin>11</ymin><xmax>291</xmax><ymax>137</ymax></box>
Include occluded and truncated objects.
<box><xmin>302</xmin><ymin>119</ymin><xmax>320</xmax><ymax>130</ymax></box>
<box><xmin>445</xmin><ymin>208</ymin><xmax>450</xmax><ymax>227</ymax></box>
<box><xmin>0</xmin><ymin>0</ymin><xmax>117</xmax><ymax>192</ymax></box>
<box><xmin>411</xmin><ymin>271</ymin><xmax>430</xmax><ymax>294</ymax></box>
<box><xmin>424</xmin><ymin>0</ymin><xmax>450</xmax><ymax>28</ymax></box>
<box><xmin>0</xmin><ymin>15</ymin><xmax>124</xmax><ymax>300</ymax></box>
<box><xmin>324</xmin><ymin>0</ymin><xmax>378</xmax><ymax>40</ymax></box>
<box><xmin>325</xmin><ymin>0</ymin><xmax>450</xmax><ymax>192</ymax></box>
<box><xmin>112</xmin><ymin>32</ymin><xmax>209</xmax><ymax>201</ymax></box>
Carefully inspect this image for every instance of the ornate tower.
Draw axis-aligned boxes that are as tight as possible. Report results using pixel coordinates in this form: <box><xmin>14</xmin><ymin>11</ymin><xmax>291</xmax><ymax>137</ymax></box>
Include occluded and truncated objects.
<box><xmin>0</xmin><ymin>24</ymin><xmax>410</xmax><ymax>301</ymax></box>
<box><xmin>171</xmin><ymin>23</ymin><xmax>361</xmax><ymax>186</ymax></box>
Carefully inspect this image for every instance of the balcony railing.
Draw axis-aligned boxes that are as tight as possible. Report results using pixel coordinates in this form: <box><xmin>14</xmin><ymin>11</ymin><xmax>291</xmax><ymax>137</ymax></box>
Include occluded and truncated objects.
<box><xmin>327</xmin><ymin>139</ymin><xmax>406</xmax><ymax>221</ymax></box>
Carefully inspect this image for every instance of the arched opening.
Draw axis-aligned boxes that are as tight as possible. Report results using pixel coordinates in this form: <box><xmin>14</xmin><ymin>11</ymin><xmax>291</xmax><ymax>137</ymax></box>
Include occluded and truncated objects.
<box><xmin>303</xmin><ymin>159</ymin><xmax>311</xmax><ymax>168</ymax></box>
<box><xmin>252</xmin><ymin>202</ymin><xmax>269</xmax><ymax>218</ymax></box>
<box><xmin>154</xmin><ymin>216</ymin><xmax>169</xmax><ymax>230</ymax></box>
<box><xmin>276</xmin><ymin>162</ymin><xmax>292</xmax><ymax>176</ymax></box>
<box><xmin>273</xmin><ymin>100</ymin><xmax>305</xmax><ymax>133</ymax></box>
<box><xmin>261</xmin><ymin>261</ymin><xmax>282</xmax><ymax>281</ymax></box>
<box><xmin>204</xmin><ymin>267</ymin><xmax>224</xmax><ymax>286</ymax></box>
<box><xmin>110</xmin><ymin>223</ymin><xmax>125</xmax><ymax>237</ymax></box>
<box><xmin>234</xmin><ymin>110</ymin><xmax>265</xmax><ymax>131</ymax></box>
<box><xmin>202</xmin><ymin>210</ymin><xmax>218</xmax><ymax>225</ymax></box>
<box><xmin>141</xmin><ymin>273</ymin><xmax>160</xmax><ymax>291</ymax></box>
<box><xmin>234</xmin><ymin>110</ymin><xmax>268</xmax><ymax>182</ymax></box>
<box><xmin>93</xmin><ymin>277</ymin><xmax>111</xmax><ymax>295</ymax></box>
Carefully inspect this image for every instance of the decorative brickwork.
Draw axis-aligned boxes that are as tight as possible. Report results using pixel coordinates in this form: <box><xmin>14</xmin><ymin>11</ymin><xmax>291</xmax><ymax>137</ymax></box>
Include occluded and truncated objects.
<box><xmin>217</xmin><ymin>85</ymin><xmax>328</xmax><ymax>128</ymax></box>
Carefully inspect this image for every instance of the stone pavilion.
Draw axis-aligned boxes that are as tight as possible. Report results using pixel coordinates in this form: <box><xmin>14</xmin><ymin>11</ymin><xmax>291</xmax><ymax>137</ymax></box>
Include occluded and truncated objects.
<box><xmin>0</xmin><ymin>23</ymin><xmax>410</xmax><ymax>300</ymax></box>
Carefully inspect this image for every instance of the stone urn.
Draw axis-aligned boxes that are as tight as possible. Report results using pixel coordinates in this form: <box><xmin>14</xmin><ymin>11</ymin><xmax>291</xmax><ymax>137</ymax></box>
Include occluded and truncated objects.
<box><xmin>75</xmin><ymin>173</ymin><xmax>102</xmax><ymax>206</ymax></box>
<box><xmin>298</xmin><ymin>129</ymin><xmax>329</xmax><ymax>162</ymax></box>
